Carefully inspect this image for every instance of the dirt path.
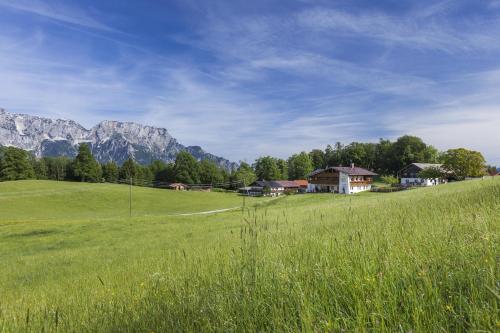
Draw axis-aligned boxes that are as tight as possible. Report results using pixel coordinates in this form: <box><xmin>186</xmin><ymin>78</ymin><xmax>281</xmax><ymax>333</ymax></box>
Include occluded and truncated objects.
<box><xmin>170</xmin><ymin>206</ymin><xmax>241</xmax><ymax>216</ymax></box>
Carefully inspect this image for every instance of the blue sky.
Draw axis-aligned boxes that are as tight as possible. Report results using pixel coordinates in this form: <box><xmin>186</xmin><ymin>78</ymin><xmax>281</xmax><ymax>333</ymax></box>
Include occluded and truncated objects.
<box><xmin>0</xmin><ymin>0</ymin><xmax>499</xmax><ymax>164</ymax></box>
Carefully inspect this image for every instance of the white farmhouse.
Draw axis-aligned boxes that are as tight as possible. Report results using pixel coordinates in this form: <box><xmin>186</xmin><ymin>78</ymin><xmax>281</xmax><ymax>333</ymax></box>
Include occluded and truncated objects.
<box><xmin>308</xmin><ymin>164</ymin><xmax>377</xmax><ymax>194</ymax></box>
<box><xmin>399</xmin><ymin>163</ymin><xmax>447</xmax><ymax>186</ymax></box>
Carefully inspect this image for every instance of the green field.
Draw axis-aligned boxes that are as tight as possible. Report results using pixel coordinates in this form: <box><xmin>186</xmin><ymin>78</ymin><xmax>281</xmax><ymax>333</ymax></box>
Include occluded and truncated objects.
<box><xmin>0</xmin><ymin>179</ymin><xmax>498</xmax><ymax>332</ymax></box>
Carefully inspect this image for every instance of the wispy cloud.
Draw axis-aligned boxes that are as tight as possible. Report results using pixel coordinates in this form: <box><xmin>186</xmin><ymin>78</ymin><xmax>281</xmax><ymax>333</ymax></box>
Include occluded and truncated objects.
<box><xmin>0</xmin><ymin>0</ymin><xmax>114</xmax><ymax>31</ymax></box>
<box><xmin>296</xmin><ymin>7</ymin><xmax>500</xmax><ymax>52</ymax></box>
<box><xmin>0</xmin><ymin>1</ymin><xmax>499</xmax><ymax>164</ymax></box>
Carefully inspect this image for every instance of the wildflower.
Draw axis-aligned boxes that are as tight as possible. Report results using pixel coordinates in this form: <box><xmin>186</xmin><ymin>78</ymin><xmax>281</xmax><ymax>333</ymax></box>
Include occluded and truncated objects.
<box><xmin>445</xmin><ymin>304</ymin><xmax>453</xmax><ymax>312</ymax></box>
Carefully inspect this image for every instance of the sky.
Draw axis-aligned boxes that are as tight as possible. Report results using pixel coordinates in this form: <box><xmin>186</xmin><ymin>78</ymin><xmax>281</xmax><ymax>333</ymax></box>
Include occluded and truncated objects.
<box><xmin>0</xmin><ymin>0</ymin><xmax>499</xmax><ymax>165</ymax></box>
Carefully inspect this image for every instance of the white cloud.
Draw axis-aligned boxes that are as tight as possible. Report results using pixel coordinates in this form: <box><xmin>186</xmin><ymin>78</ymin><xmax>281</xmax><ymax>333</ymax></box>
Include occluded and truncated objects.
<box><xmin>296</xmin><ymin>7</ymin><xmax>500</xmax><ymax>52</ymax></box>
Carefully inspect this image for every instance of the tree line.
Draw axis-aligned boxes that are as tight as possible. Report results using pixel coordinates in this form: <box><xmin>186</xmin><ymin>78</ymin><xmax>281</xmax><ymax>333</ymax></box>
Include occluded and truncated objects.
<box><xmin>0</xmin><ymin>135</ymin><xmax>493</xmax><ymax>185</ymax></box>
<box><xmin>0</xmin><ymin>144</ymin><xmax>244</xmax><ymax>187</ymax></box>
<box><xmin>253</xmin><ymin>135</ymin><xmax>489</xmax><ymax>181</ymax></box>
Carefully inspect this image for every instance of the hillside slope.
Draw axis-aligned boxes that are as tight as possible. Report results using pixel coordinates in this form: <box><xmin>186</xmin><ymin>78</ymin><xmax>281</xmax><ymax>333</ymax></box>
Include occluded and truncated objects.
<box><xmin>0</xmin><ymin>179</ymin><xmax>498</xmax><ymax>332</ymax></box>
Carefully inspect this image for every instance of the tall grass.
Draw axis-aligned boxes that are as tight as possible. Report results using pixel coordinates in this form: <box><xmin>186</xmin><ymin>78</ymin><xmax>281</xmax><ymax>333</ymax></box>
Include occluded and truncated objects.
<box><xmin>0</xmin><ymin>179</ymin><xmax>498</xmax><ymax>332</ymax></box>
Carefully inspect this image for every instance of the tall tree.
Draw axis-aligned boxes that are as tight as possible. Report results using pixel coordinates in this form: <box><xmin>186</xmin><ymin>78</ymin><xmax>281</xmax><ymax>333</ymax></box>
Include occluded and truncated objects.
<box><xmin>442</xmin><ymin>148</ymin><xmax>486</xmax><ymax>180</ymax></box>
<box><xmin>276</xmin><ymin>159</ymin><xmax>288</xmax><ymax>180</ymax></box>
<box><xmin>174</xmin><ymin>151</ymin><xmax>200</xmax><ymax>184</ymax></box>
<box><xmin>254</xmin><ymin>156</ymin><xmax>280</xmax><ymax>180</ymax></box>
<box><xmin>0</xmin><ymin>147</ymin><xmax>35</xmax><ymax>181</ymax></box>
<box><xmin>288</xmin><ymin>152</ymin><xmax>313</xmax><ymax>180</ymax></box>
<box><xmin>72</xmin><ymin>144</ymin><xmax>102</xmax><ymax>182</ymax></box>
<box><xmin>199</xmin><ymin>160</ymin><xmax>224</xmax><ymax>184</ymax></box>
<box><xmin>102</xmin><ymin>161</ymin><xmax>119</xmax><ymax>183</ymax></box>
<box><xmin>309</xmin><ymin>149</ymin><xmax>325</xmax><ymax>170</ymax></box>
<box><xmin>390</xmin><ymin>135</ymin><xmax>436</xmax><ymax>173</ymax></box>
<box><xmin>374</xmin><ymin>138</ymin><xmax>393</xmax><ymax>175</ymax></box>
<box><xmin>44</xmin><ymin>157</ymin><xmax>72</xmax><ymax>181</ymax></box>
<box><xmin>120</xmin><ymin>158</ymin><xmax>137</xmax><ymax>181</ymax></box>
<box><xmin>232</xmin><ymin>162</ymin><xmax>257</xmax><ymax>186</ymax></box>
<box><xmin>33</xmin><ymin>158</ymin><xmax>48</xmax><ymax>180</ymax></box>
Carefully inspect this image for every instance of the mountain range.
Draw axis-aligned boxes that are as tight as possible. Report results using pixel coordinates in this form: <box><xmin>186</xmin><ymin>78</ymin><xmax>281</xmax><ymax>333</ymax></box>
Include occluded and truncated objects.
<box><xmin>0</xmin><ymin>108</ymin><xmax>236</xmax><ymax>170</ymax></box>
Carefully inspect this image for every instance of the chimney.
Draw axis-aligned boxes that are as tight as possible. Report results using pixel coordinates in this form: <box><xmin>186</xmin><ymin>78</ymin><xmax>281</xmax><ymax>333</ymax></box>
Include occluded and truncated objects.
<box><xmin>351</xmin><ymin>163</ymin><xmax>355</xmax><ymax>169</ymax></box>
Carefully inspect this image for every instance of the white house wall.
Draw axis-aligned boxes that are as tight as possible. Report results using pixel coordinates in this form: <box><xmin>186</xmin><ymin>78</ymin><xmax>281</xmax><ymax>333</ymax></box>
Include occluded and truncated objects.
<box><xmin>401</xmin><ymin>178</ymin><xmax>442</xmax><ymax>186</ymax></box>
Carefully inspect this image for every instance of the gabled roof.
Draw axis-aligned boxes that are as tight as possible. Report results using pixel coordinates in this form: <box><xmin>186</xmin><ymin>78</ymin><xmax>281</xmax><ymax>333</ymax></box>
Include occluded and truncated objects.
<box><xmin>294</xmin><ymin>179</ymin><xmax>309</xmax><ymax>187</ymax></box>
<box><xmin>309</xmin><ymin>169</ymin><xmax>325</xmax><ymax>177</ymax></box>
<box><xmin>411</xmin><ymin>163</ymin><xmax>444</xmax><ymax>170</ymax></box>
<box><xmin>331</xmin><ymin>166</ymin><xmax>378</xmax><ymax>176</ymax></box>
<box><xmin>252</xmin><ymin>180</ymin><xmax>284</xmax><ymax>188</ymax></box>
<box><xmin>308</xmin><ymin>166</ymin><xmax>377</xmax><ymax>177</ymax></box>
<box><xmin>275</xmin><ymin>180</ymin><xmax>300</xmax><ymax>188</ymax></box>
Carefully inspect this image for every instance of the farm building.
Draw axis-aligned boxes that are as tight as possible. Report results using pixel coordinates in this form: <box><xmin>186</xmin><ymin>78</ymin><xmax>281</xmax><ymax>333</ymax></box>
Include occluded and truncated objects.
<box><xmin>294</xmin><ymin>179</ymin><xmax>309</xmax><ymax>190</ymax></box>
<box><xmin>398</xmin><ymin>163</ymin><xmax>447</xmax><ymax>186</ymax></box>
<box><xmin>275</xmin><ymin>180</ymin><xmax>300</xmax><ymax>194</ymax></box>
<box><xmin>241</xmin><ymin>180</ymin><xmax>310</xmax><ymax>196</ymax></box>
<box><xmin>308</xmin><ymin>164</ymin><xmax>377</xmax><ymax>194</ymax></box>
<box><xmin>251</xmin><ymin>180</ymin><xmax>285</xmax><ymax>196</ymax></box>
<box><xmin>238</xmin><ymin>186</ymin><xmax>264</xmax><ymax>196</ymax></box>
<box><xmin>168</xmin><ymin>183</ymin><xmax>187</xmax><ymax>191</ymax></box>
<box><xmin>190</xmin><ymin>185</ymin><xmax>212</xmax><ymax>192</ymax></box>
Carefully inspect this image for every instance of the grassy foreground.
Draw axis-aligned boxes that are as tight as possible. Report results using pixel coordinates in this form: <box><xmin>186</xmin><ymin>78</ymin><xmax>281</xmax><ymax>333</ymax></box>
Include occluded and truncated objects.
<box><xmin>0</xmin><ymin>179</ymin><xmax>499</xmax><ymax>332</ymax></box>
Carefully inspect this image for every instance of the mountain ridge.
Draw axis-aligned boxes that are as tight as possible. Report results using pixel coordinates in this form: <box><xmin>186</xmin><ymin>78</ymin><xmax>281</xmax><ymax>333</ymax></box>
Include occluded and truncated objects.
<box><xmin>0</xmin><ymin>108</ymin><xmax>236</xmax><ymax>170</ymax></box>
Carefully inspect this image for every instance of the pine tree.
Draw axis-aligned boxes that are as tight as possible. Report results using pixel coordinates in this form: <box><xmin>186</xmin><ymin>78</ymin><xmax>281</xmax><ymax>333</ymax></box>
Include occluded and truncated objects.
<box><xmin>72</xmin><ymin>144</ymin><xmax>102</xmax><ymax>182</ymax></box>
<box><xmin>102</xmin><ymin>161</ymin><xmax>119</xmax><ymax>183</ymax></box>
<box><xmin>0</xmin><ymin>147</ymin><xmax>35</xmax><ymax>181</ymax></box>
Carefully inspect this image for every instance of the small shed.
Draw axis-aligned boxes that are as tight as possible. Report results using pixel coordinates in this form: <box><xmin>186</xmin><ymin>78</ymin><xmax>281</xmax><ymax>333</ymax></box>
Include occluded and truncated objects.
<box><xmin>168</xmin><ymin>183</ymin><xmax>187</xmax><ymax>191</ymax></box>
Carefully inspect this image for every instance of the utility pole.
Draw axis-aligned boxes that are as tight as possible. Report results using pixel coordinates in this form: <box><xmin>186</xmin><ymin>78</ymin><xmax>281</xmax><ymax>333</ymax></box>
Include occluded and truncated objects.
<box><xmin>129</xmin><ymin>177</ymin><xmax>132</xmax><ymax>218</ymax></box>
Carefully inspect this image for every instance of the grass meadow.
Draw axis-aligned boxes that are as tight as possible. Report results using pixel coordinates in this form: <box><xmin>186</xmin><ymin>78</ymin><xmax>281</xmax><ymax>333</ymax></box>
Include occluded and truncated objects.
<box><xmin>0</xmin><ymin>179</ymin><xmax>498</xmax><ymax>332</ymax></box>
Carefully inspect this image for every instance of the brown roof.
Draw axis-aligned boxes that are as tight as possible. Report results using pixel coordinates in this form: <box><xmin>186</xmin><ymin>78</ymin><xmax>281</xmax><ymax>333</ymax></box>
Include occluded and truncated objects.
<box><xmin>332</xmin><ymin>166</ymin><xmax>377</xmax><ymax>176</ymax></box>
<box><xmin>168</xmin><ymin>183</ymin><xmax>186</xmax><ymax>187</ymax></box>
<box><xmin>294</xmin><ymin>180</ymin><xmax>308</xmax><ymax>187</ymax></box>
<box><xmin>309</xmin><ymin>166</ymin><xmax>377</xmax><ymax>177</ymax></box>
<box><xmin>274</xmin><ymin>180</ymin><xmax>300</xmax><ymax>188</ymax></box>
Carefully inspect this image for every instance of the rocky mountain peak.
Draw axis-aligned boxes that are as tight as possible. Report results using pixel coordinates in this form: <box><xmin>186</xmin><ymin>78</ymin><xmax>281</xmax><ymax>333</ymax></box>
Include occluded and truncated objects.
<box><xmin>0</xmin><ymin>108</ymin><xmax>236</xmax><ymax>170</ymax></box>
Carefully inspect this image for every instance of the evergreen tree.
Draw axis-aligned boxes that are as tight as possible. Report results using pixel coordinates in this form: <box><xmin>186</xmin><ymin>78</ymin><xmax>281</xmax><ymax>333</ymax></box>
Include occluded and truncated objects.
<box><xmin>44</xmin><ymin>157</ymin><xmax>72</xmax><ymax>181</ymax></box>
<box><xmin>0</xmin><ymin>147</ymin><xmax>35</xmax><ymax>181</ymax></box>
<box><xmin>33</xmin><ymin>158</ymin><xmax>48</xmax><ymax>180</ymax></box>
<box><xmin>309</xmin><ymin>149</ymin><xmax>325</xmax><ymax>170</ymax></box>
<box><xmin>120</xmin><ymin>158</ymin><xmax>137</xmax><ymax>181</ymax></box>
<box><xmin>102</xmin><ymin>161</ymin><xmax>119</xmax><ymax>183</ymax></box>
<box><xmin>149</xmin><ymin>160</ymin><xmax>167</xmax><ymax>182</ymax></box>
<box><xmin>72</xmin><ymin>144</ymin><xmax>102</xmax><ymax>182</ymax></box>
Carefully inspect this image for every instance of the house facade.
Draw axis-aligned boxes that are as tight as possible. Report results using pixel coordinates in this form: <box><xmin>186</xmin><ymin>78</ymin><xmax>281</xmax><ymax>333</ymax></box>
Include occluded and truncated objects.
<box><xmin>308</xmin><ymin>165</ymin><xmax>377</xmax><ymax>194</ymax></box>
<box><xmin>251</xmin><ymin>180</ymin><xmax>285</xmax><ymax>196</ymax></box>
<box><xmin>399</xmin><ymin>163</ymin><xmax>447</xmax><ymax>186</ymax></box>
<box><xmin>241</xmin><ymin>180</ymin><xmax>309</xmax><ymax>196</ymax></box>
